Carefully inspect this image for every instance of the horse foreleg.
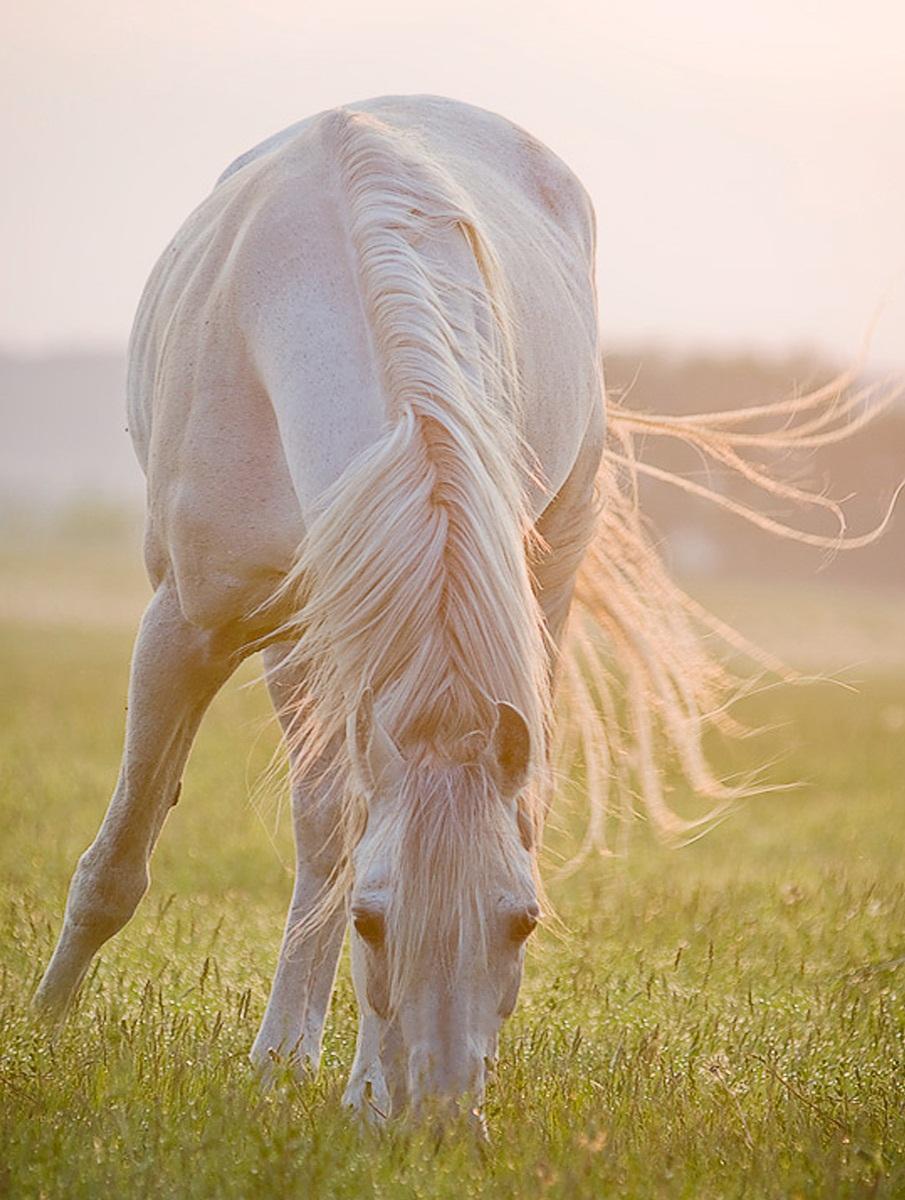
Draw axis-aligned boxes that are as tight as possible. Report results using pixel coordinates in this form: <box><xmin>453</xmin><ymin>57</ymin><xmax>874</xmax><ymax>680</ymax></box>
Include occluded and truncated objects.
<box><xmin>250</xmin><ymin>643</ymin><xmax>346</xmax><ymax>1082</ymax></box>
<box><xmin>33</xmin><ymin>580</ymin><xmax>242</xmax><ymax>1018</ymax></box>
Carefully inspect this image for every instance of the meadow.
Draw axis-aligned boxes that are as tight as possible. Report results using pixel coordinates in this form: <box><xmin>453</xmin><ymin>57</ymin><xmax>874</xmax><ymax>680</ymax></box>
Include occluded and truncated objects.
<box><xmin>1</xmin><ymin>531</ymin><xmax>903</xmax><ymax>1198</ymax></box>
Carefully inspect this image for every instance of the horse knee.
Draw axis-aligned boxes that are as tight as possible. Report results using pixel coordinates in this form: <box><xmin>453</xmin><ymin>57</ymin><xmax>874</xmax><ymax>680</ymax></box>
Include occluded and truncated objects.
<box><xmin>65</xmin><ymin>844</ymin><xmax>149</xmax><ymax>945</ymax></box>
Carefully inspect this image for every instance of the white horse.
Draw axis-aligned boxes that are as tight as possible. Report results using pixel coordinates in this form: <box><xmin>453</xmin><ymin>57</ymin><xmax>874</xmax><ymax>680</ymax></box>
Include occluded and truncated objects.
<box><xmin>35</xmin><ymin>96</ymin><xmax>603</xmax><ymax>1117</ymax></box>
<box><xmin>33</xmin><ymin>94</ymin><xmax>889</xmax><ymax>1120</ymax></box>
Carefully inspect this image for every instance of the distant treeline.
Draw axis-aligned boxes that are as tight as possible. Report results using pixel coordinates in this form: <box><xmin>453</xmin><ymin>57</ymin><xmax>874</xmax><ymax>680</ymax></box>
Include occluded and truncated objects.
<box><xmin>605</xmin><ymin>349</ymin><xmax>905</xmax><ymax>588</ymax></box>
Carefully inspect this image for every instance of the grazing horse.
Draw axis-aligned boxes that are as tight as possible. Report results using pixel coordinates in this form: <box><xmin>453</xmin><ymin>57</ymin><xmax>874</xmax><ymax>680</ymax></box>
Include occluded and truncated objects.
<box><xmin>34</xmin><ymin>95</ymin><xmax>604</xmax><ymax>1117</ymax></box>
<box><xmin>34</xmin><ymin>93</ymin><xmax>887</xmax><ymax>1120</ymax></box>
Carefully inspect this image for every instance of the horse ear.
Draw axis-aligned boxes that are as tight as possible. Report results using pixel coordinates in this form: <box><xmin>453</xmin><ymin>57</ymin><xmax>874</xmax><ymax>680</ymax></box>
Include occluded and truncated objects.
<box><xmin>347</xmin><ymin>688</ymin><xmax>405</xmax><ymax>793</ymax></box>
<box><xmin>492</xmin><ymin>701</ymin><xmax>532</xmax><ymax>798</ymax></box>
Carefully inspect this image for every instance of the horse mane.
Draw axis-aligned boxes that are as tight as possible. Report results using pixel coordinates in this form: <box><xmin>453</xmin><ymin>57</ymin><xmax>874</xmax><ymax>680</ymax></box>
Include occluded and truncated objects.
<box><xmin>265</xmin><ymin>105</ymin><xmax>902</xmax><ymax>950</ymax></box>
<box><xmin>557</xmin><ymin>360</ymin><xmax>902</xmax><ymax>870</ymax></box>
<box><xmin>269</xmin><ymin>108</ymin><xmax>551</xmax><ymax>977</ymax></box>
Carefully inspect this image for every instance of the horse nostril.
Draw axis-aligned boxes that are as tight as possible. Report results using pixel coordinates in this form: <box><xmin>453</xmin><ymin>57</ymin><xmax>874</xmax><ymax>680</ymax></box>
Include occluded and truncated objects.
<box><xmin>407</xmin><ymin>1046</ymin><xmax>488</xmax><ymax>1112</ymax></box>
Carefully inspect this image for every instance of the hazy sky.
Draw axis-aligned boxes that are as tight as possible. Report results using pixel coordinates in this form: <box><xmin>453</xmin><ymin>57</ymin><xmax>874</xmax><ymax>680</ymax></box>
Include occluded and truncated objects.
<box><xmin>3</xmin><ymin>0</ymin><xmax>904</xmax><ymax>367</ymax></box>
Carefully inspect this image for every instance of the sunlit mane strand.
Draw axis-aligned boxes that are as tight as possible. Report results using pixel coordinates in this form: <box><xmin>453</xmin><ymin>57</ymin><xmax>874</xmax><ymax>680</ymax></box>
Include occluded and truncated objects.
<box><xmin>554</xmin><ymin>361</ymin><xmax>903</xmax><ymax>870</ymax></box>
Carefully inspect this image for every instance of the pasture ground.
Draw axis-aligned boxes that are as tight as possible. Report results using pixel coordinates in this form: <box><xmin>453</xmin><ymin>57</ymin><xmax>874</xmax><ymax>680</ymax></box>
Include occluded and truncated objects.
<box><xmin>1</xmin><ymin>531</ymin><xmax>903</xmax><ymax>1198</ymax></box>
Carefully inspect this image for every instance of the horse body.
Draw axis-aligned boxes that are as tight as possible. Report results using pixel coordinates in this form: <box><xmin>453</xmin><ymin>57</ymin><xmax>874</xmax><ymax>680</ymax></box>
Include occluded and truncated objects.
<box><xmin>35</xmin><ymin>95</ymin><xmax>605</xmax><ymax>1117</ymax></box>
<box><xmin>128</xmin><ymin>94</ymin><xmax>602</xmax><ymax>628</ymax></box>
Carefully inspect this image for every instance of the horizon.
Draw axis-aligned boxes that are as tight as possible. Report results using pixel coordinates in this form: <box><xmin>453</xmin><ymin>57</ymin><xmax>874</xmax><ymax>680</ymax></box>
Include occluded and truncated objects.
<box><xmin>3</xmin><ymin>1</ymin><xmax>904</xmax><ymax>370</ymax></box>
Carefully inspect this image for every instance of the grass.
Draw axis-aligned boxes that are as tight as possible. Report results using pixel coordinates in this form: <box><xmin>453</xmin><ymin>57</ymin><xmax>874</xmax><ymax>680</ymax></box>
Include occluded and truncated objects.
<box><xmin>0</xmin><ymin>540</ymin><xmax>903</xmax><ymax>1197</ymax></box>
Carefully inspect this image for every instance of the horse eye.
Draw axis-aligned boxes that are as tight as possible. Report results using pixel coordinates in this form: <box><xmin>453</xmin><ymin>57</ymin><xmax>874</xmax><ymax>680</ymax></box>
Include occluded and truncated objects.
<box><xmin>352</xmin><ymin>907</ymin><xmax>385</xmax><ymax>947</ymax></box>
<box><xmin>508</xmin><ymin>905</ymin><xmax>540</xmax><ymax>943</ymax></box>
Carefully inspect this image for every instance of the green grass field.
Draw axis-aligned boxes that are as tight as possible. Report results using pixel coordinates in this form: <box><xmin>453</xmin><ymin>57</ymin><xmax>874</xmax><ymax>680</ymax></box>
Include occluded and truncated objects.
<box><xmin>1</xmin><ymin>538</ymin><xmax>903</xmax><ymax>1198</ymax></box>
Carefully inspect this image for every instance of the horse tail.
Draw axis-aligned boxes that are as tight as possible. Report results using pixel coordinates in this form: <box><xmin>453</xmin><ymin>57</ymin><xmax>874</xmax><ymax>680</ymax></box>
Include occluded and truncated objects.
<box><xmin>271</xmin><ymin>108</ymin><xmax>550</xmax><ymax>892</ymax></box>
<box><xmin>557</xmin><ymin>358</ymin><xmax>903</xmax><ymax>869</ymax></box>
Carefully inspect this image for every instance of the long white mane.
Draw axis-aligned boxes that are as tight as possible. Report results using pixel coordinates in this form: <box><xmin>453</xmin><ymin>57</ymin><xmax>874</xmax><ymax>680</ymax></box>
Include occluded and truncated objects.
<box><xmin>264</xmin><ymin>107</ymin><xmax>900</xmax><ymax>957</ymax></box>
<box><xmin>264</xmin><ymin>110</ymin><xmax>551</xmax><ymax>989</ymax></box>
<box><xmin>563</xmin><ymin>358</ymin><xmax>901</xmax><ymax>866</ymax></box>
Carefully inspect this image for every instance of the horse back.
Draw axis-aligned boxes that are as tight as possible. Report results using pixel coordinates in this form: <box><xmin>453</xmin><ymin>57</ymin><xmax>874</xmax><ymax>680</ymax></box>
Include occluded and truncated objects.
<box><xmin>126</xmin><ymin>96</ymin><xmax>602</xmax><ymax>623</ymax></box>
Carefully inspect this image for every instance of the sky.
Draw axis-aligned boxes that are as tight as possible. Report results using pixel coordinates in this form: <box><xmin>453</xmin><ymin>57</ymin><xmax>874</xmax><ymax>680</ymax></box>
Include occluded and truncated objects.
<box><xmin>2</xmin><ymin>0</ymin><xmax>904</xmax><ymax>368</ymax></box>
